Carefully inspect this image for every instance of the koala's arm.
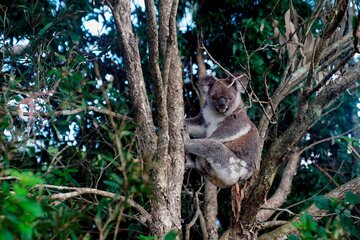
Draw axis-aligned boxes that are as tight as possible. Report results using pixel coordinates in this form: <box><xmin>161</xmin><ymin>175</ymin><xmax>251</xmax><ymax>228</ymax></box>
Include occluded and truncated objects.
<box><xmin>184</xmin><ymin>138</ymin><xmax>251</xmax><ymax>187</ymax></box>
<box><xmin>209</xmin><ymin>113</ymin><xmax>251</xmax><ymax>142</ymax></box>
<box><xmin>184</xmin><ymin>114</ymin><xmax>206</xmax><ymax>138</ymax></box>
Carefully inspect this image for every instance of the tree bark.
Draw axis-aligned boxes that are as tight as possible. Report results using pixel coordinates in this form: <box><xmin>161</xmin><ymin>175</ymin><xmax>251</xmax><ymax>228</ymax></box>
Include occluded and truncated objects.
<box><xmin>258</xmin><ymin>176</ymin><xmax>360</xmax><ymax>240</ymax></box>
<box><xmin>257</xmin><ymin>150</ymin><xmax>300</xmax><ymax>222</ymax></box>
<box><xmin>195</xmin><ymin>33</ymin><xmax>219</xmax><ymax>240</ymax></box>
<box><xmin>204</xmin><ymin>181</ymin><xmax>218</xmax><ymax>239</ymax></box>
<box><xmin>145</xmin><ymin>0</ymin><xmax>185</xmax><ymax>236</ymax></box>
<box><xmin>111</xmin><ymin>0</ymin><xmax>184</xmax><ymax>237</ymax></box>
<box><xmin>111</xmin><ymin>0</ymin><xmax>157</xmax><ymax>161</ymax></box>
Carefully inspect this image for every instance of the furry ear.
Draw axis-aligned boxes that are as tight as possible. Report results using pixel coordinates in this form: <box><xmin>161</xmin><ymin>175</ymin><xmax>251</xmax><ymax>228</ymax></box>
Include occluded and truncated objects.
<box><xmin>228</xmin><ymin>73</ymin><xmax>248</xmax><ymax>93</ymax></box>
<box><xmin>199</xmin><ymin>75</ymin><xmax>216</xmax><ymax>94</ymax></box>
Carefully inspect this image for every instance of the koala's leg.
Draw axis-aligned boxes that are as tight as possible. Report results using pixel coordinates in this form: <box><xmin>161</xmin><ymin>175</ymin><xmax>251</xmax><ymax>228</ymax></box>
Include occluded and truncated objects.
<box><xmin>185</xmin><ymin>153</ymin><xmax>196</xmax><ymax>168</ymax></box>
<box><xmin>184</xmin><ymin>139</ymin><xmax>250</xmax><ymax>186</ymax></box>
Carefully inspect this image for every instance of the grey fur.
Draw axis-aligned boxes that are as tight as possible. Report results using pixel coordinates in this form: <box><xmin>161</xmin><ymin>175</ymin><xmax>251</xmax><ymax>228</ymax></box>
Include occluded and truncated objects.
<box><xmin>184</xmin><ymin>75</ymin><xmax>260</xmax><ymax>188</ymax></box>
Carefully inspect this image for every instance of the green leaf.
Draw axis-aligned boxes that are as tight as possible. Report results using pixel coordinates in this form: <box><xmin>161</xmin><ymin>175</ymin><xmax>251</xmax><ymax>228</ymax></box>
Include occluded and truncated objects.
<box><xmin>313</xmin><ymin>195</ymin><xmax>332</xmax><ymax>210</ymax></box>
<box><xmin>38</xmin><ymin>22</ymin><xmax>54</xmax><ymax>35</ymax></box>
<box><xmin>345</xmin><ymin>191</ymin><xmax>360</xmax><ymax>205</ymax></box>
<box><xmin>138</xmin><ymin>235</ymin><xmax>155</xmax><ymax>240</ymax></box>
<box><xmin>47</xmin><ymin>146</ymin><xmax>58</xmax><ymax>155</ymax></box>
<box><xmin>164</xmin><ymin>230</ymin><xmax>177</xmax><ymax>240</ymax></box>
<box><xmin>299</xmin><ymin>212</ymin><xmax>317</xmax><ymax>231</ymax></box>
<box><xmin>0</xmin><ymin>231</ymin><xmax>14</xmax><ymax>240</ymax></box>
<box><xmin>55</xmin><ymin>52</ymin><xmax>67</xmax><ymax>62</ymax></box>
<box><xmin>103</xmin><ymin>180</ymin><xmax>120</xmax><ymax>190</ymax></box>
<box><xmin>7</xmin><ymin>170</ymin><xmax>43</xmax><ymax>187</ymax></box>
<box><xmin>19</xmin><ymin>222</ymin><xmax>33</xmax><ymax>239</ymax></box>
<box><xmin>288</xmin><ymin>235</ymin><xmax>300</xmax><ymax>240</ymax></box>
<box><xmin>22</xmin><ymin>201</ymin><xmax>44</xmax><ymax>218</ymax></box>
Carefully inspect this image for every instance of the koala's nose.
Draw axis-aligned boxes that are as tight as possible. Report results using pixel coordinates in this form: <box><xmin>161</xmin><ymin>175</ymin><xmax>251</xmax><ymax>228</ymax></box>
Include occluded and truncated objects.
<box><xmin>217</xmin><ymin>97</ymin><xmax>227</xmax><ymax>108</ymax></box>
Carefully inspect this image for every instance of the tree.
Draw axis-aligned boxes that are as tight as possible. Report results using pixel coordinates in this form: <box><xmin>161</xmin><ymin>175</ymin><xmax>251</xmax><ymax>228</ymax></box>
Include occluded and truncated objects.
<box><xmin>0</xmin><ymin>0</ymin><xmax>359</xmax><ymax>239</ymax></box>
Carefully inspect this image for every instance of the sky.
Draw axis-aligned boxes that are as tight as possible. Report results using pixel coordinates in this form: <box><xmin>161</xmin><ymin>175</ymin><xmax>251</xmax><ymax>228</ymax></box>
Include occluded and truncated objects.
<box><xmin>82</xmin><ymin>0</ymin><xmax>193</xmax><ymax>36</ymax></box>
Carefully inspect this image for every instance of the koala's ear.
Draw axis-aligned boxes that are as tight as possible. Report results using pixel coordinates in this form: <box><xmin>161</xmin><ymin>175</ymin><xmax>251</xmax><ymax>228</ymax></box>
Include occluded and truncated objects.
<box><xmin>228</xmin><ymin>73</ymin><xmax>248</xmax><ymax>93</ymax></box>
<box><xmin>199</xmin><ymin>75</ymin><xmax>216</xmax><ymax>93</ymax></box>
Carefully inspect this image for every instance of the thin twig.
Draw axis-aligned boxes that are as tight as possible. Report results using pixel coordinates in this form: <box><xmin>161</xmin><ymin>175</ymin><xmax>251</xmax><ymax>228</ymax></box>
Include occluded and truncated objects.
<box><xmin>185</xmin><ymin>189</ymin><xmax>208</xmax><ymax>240</ymax></box>
<box><xmin>12</xmin><ymin>105</ymin><xmax>132</xmax><ymax>121</ymax></box>
<box><xmin>200</xmin><ymin>43</ymin><xmax>276</xmax><ymax>124</ymax></box>
<box><xmin>299</xmin><ymin>126</ymin><xmax>359</xmax><ymax>154</ymax></box>
<box><xmin>261</xmin><ymin>220</ymin><xmax>288</xmax><ymax>229</ymax></box>
<box><xmin>314</xmin><ymin>163</ymin><xmax>340</xmax><ymax>187</ymax></box>
<box><xmin>36</xmin><ymin>184</ymin><xmax>151</xmax><ymax>224</ymax></box>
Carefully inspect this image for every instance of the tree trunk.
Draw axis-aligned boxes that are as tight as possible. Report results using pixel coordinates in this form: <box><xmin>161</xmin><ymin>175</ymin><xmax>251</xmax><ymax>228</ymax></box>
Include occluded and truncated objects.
<box><xmin>111</xmin><ymin>0</ymin><xmax>184</xmax><ymax>237</ymax></box>
<box><xmin>204</xmin><ymin>181</ymin><xmax>218</xmax><ymax>239</ymax></box>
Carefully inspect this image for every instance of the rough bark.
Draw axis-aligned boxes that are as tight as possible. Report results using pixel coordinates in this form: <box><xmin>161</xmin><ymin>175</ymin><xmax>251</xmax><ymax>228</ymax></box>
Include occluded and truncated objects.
<box><xmin>196</xmin><ymin>34</ymin><xmax>207</xmax><ymax>106</ymax></box>
<box><xmin>204</xmin><ymin>181</ymin><xmax>218</xmax><ymax>239</ymax></box>
<box><xmin>145</xmin><ymin>0</ymin><xmax>185</xmax><ymax>236</ymax></box>
<box><xmin>144</xmin><ymin>0</ymin><xmax>171</xmax><ymax>234</ymax></box>
<box><xmin>111</xmin><ymin>1</ymin><xmax>156</xmax><ymax>161</ymax></box>
<box><xmin>165</xmin><ymin>0</ymin><xmax>185</xmax><ymax>231</ymax></box>
<box><xmin>196</xmin><ymin>33</ymin><xmax>219</xmax><ymax>240</ymax></box>
<box><xmin>111</xmin><ymin>0</ymin><xmax>184</xmax><ymax>236</ymax></box>
<box><xmin>256</xmin><ymin>150</ymin><xmax>300</xmax><ymax>222</ymax></box>
<box><xmin>258</xmin><ymin>176</ymin><xmax>360</xmax><ymax>240</ymax></box>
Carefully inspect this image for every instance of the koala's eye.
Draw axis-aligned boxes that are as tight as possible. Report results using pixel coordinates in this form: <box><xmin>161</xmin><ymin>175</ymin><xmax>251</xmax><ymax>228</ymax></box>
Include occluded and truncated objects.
<box><xmin>211</xmin><ymin>96</ymin><xmax>216</xmax><ymax>100</ymax></box>
<box><xmin>229</xmin><ymin>97</ymin><xmax>232</xmax><ymax>100</ymax></box>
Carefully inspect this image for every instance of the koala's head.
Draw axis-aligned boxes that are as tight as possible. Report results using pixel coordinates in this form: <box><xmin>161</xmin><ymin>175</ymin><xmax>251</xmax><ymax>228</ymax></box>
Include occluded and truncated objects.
<box><xmin>200</xmin><ymin>74</ymin><xmax>248</xmax><ymax>115</ymax></box>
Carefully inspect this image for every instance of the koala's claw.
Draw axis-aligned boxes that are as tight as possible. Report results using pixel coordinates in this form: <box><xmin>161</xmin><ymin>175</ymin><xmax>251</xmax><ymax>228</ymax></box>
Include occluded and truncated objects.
<box><xmin>181</xmin><ymin>128</ymin><xmax>190</xmax><ymax>142</ymax></box>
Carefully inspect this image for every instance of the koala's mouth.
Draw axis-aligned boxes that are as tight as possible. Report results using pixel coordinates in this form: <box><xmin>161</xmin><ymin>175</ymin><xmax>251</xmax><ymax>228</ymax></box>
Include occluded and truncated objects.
<box><xmin>216</xmin><ymin>97</ymin><xmax>228</xmax><ymax>113</ymax></box>
<box><xmin>216</xmin><ymin>106</ymin><xmax>228</xmax><ymax>113</ymax></box>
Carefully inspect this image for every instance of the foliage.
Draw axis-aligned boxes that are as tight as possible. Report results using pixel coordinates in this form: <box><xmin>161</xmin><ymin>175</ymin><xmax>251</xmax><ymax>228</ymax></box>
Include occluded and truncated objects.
<box><xmin>0</xmin><ymin>0</ymin><xmax>359</xmax><ymax>239</ymax></box>
<box><xmin>0</xmin><ymin>170</ymin><xmax>44</xmax><ymax>239</ymax></box>
<box><xmin>289</xmin><ymin>192</ymin><xmax>360</xmax><ymax>240</ymax></box>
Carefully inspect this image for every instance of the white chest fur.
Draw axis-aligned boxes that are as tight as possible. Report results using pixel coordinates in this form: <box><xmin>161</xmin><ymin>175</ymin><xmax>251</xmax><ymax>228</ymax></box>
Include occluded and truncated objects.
<box><xmin>202</xmin><ymin>107</ymin><xmax>225</xmax><ymax>137</ymax></box>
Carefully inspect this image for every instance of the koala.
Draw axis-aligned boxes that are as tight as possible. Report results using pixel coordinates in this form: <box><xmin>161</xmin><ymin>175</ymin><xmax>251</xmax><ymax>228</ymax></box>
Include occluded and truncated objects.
<box><xmin>184</xmin><ymin>74</ymin><xmax>260</xmax><ymax>188</ymax></box>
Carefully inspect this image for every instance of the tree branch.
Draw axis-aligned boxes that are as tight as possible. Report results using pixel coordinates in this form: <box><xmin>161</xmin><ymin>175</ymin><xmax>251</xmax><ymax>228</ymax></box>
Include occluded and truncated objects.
<box><xmin>111</xmin><ymin>0</ymin><xmax>157</xmax><ymax>161</ymax></box>
<box><xmin>185</xmin><ymin>191</ymin><xmax>208</xmax><ymax>240</ymax></box>
<box><xmin>261</xmin><ymin>220</ymin><xmax>288</xmax><ymax>230</ymax></box>
<box><xmin>14</xmin><ymin>106</ymin><xmax>133</xmax><ymax>121</ymax></box>
<box><xmin>257</xmin><ymin>32</ymin><xmax>353</xmax><ymax>145</ymax></box>
<box><xmin>195</xmin><ymin>33</ymin><xmax>207</xmax><ymax>106</ymax></box>
<box><xmin>240</xmin><ymin>60</ymin><xmax>360</xmax><ymax>233</ymax></box>
<box><xmin>256</xmin><ymin>149</ymin><xmax>300</xmax><ymax>222</ymax></box>
<box><xmin>258</xmin><ymin>176</ymin><xmax>360</xmax><ymax>240</ymax></box>
<box><xmin>204</xmin><ymin>181</ymin><xmax>218</xmax><ymax>239</ymax></box>
<box><xmin>299</xmin><ymin>126</ymin><xmax>359</xmax><ymax>154</ymax></box>
<box><xmin>303</xmin><ymin>0</ymin><xmax>349</xmax><ymax>94</ymax></box>
<box><xmin>37</xmin><ymin>184</ymin><xmax>152</xmax><ymax>224</ymax></box>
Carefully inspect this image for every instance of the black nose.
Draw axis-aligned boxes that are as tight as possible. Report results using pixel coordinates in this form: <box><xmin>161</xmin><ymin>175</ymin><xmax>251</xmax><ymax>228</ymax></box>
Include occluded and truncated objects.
<box><xmin>217</xmin><ymin>97</ymin><xmax>226</xmax><ymax>108</ymax></box>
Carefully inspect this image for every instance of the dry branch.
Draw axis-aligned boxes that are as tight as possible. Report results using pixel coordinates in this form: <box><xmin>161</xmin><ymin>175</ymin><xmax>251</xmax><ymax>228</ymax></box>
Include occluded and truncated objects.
<box><xmin>239</xmin><ymin>54</ymin><xmax>360</xmax><ymax>238</ymax></box>
<box><xmin>303</xmin><ymin>0</ymin><xmax>349</xmax><ymax>95</ymax></box>
<box><xmin>258</xmin><ymin>176</ymin><xmax>360</xmax><ymax>240</ymax></box>
<box><xmin>257</xmin><ymin>150</ymin><xmax>300</xmax><ymax>222</ymax></box>
<box><xmin>261</xmin><ymin>220</ymin><xmax>288</xmax><ymax>230</ymax></box>
<box><xmin>185</xmin><ymin>191</ymin><xmax>208</xmax><ymax>240</ymax></box>
<box><xmin>14</xmin><ymin>106</ymin><xmax>132</xmax><ymax>121</ymax></box>
<box><xmin>38</xmin><ymin>184</ymin><xmax>152</xmax><ymax>224</ymax></box>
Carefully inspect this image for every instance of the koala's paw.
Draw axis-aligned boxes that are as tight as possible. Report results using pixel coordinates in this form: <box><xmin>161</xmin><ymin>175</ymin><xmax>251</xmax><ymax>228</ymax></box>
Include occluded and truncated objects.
<box><xmin>181</xmin><ymin>128</ymin><xmax>190</xmax><ymax>142</ymax></box>
<box><xmin>185</xmin><ymin>153</ymin><xmax>196</xmax><ymax>168</ymax></box>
